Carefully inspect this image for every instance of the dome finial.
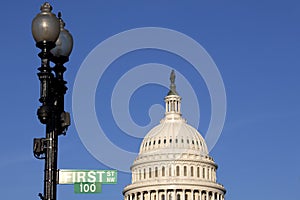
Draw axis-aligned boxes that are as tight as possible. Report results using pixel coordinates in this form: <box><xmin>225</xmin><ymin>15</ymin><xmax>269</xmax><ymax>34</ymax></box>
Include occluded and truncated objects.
<box><xmin>168</xmin><ymin>70</ymin><xmax>178</xmax><ymax>95</ymax></box>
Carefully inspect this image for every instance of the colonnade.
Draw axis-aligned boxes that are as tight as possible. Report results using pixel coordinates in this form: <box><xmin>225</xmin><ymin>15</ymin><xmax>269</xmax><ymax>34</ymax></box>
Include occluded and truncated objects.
<box><xmin>165</xmin><ymin>98</ymin><xmax>181</xmax><ymax>113</ymax></box>
<box><xmin>132</xmin><ymin>164</ymin><xmax>217</xmax><ymax>183</ymax></box>
<box><xmin>125</xmin><ymin>189</ymin><xmax>224</xmax><ymax>200</ymax></box>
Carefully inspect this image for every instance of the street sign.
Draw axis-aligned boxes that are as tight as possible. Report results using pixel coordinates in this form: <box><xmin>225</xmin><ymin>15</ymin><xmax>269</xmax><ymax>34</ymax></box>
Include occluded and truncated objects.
<box><xmin>58</xmin><ymin>169</ymin><xmax>117</xmax><ymax>184</ymax></box>
<box><xmin>74</xmin><ymin>182</ymin><xmax>102</xmax><ymax>194</ymax></box>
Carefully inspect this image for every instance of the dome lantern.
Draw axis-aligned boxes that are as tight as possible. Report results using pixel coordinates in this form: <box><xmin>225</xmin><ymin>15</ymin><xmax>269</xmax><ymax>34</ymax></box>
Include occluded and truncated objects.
<box><xmin>164</xmin><ymin>70</ymin><xmax>182</xmax><ymax>119</ymax></box>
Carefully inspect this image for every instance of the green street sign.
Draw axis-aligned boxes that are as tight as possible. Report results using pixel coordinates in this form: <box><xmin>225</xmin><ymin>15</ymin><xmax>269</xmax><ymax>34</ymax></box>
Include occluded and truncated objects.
<box><xmin>58</xmin><ymin>169</ymin><xmax>117</xmax><ymax>184</ymax></box>
<box><xmin>74</xmin><ymin>182</ymin><xmax>102</xmax><ymax>194</ymax></box>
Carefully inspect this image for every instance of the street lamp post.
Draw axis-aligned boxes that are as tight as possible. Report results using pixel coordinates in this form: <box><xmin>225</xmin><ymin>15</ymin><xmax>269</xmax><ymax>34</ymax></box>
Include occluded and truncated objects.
<box><xmin>32</xmin><ymin>2</ymin><xmax>73</xmax><ymax>200</ymax></box>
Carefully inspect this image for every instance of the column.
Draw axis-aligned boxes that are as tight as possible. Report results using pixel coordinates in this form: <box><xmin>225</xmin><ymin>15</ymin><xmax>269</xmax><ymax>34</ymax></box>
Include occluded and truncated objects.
<box><xmin>165</xmin><ymin>190</ymin><xmax>168</xmax><ymax>200</ymax></box>
<box><xmin>172</xmin><ymin>190</ymin><xmax>175</xmax><ymax>200</ymax></box>
<box><xmin>156</xmin><ymin>190</ymin><xmax>159</xmax><ymax>200</ymax></box>
<box><xmin>192</xmin><ymin>190</ymin><xmax>194</xmax><ymax>200</ymax></box>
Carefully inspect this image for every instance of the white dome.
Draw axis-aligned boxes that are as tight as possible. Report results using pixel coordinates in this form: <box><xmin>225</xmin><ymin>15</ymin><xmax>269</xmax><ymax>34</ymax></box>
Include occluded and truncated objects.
<box><xmin>123</xmin><ymin>70</ymin><xmax>226</xmax><ymax>200</ymax></box>
<box><xmin>139</xmin><ymin>113</ymin><xmax>208</xmax><ymax>156</ymax></box>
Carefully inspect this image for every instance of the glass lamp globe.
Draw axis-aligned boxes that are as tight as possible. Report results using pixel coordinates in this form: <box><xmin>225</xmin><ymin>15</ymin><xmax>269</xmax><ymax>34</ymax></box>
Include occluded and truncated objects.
<box><xmin>51</xmin><ymin>13</ymin><xmax>73</xmax><ymax>57</ymax></box>
<box><xmin>31</xmin><ymin>2</ymin><xmax>60</xmax><ymax>43</ymax></box>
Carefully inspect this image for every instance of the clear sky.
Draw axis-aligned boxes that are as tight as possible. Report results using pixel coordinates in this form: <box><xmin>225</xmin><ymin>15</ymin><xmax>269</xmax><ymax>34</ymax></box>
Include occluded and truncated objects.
<box><xmin>0</xmin><ymin>1</ymin><xmax>299</xmax><ymax>200</ymax></box>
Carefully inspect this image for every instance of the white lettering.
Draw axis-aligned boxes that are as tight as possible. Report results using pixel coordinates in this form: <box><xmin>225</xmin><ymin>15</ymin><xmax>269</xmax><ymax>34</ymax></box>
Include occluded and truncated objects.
<box><xmin>87</xmin><ymin>171</ymin><xmax>96</xmax><ymax>182</ymax></box>
<box><xmin>62</xmin><ymin>171</ymin><xmax>73</xmax><ymax>184</ymax></box>
<box><xmin>90</xmin><ymin>183</ymin><xmax>96</xmax><ymax>192</ymax></box>
<box><xmin>77</xmin><ymin>172</ymin><xmax>86</xmax><ymax>182</ymax></box>
<box><xmin>96</xmin><ymin>171</ymin><xmax>105</xmax><ymax>182</ymax></box>
<box><xmin>106</xmin><ymin>177</ymin><xmax>115</xmax><ymax>182</ymax></box>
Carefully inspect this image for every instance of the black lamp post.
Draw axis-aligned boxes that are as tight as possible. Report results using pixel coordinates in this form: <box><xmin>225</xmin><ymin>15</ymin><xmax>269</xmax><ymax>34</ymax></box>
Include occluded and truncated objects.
<box><xmin>32</xmin><ymin>2</ymin><xmax>73</xmax><ymax>200</ymax></box>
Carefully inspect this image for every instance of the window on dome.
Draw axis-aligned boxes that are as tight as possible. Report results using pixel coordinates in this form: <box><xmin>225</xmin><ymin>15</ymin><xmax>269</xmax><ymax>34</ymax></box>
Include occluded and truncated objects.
<box><xmin>187</xmin><ymin>139</ymin><xmax>189</xmax><ymax>144</ymax></box>
<box><xmin>169</xmin><ymin>166</ymin><xmax>172</xmax><ymax>176</ymax></box>
<box><xmin>153</xmin><ymin>140</ymin><xmax>156</xmax><ymax>145</ymax></box>
<box><xmin>184</xmin><ymin>166</ymin><xmax>187</xmax><ymax>176</ymax></box>
<box><xmin>197</xmin><ymin>167</ymin><xmax>200</xmax><ymax>177</ymax></box>
<box><xmin>176</xmin><ymin>166</ymin><xmax>180</xmax><ymax>176</ymax></box>
<box><xmin>149</xmin><ymin>141</ymin><xmax>151</xmax><ymax>146</ymax></box>
<box><xmin>155</xmin><ymin>167</ymin><xmax>158</xmax><ymax>177</ymax></box>
<box><xmin>164</xmin><ymin>139</ymin><xmax>166</xmax><ymax>144</ymax></box>
<box><xmin>203</xmin><ymin>168</ymin><xmax>205</xmax><ymax>179</ymax></box>
<box><xmin>208</xmin><ymin>168</ymin><xmax>210</xmax><ymax>180</ymax></box>
<box><xmin>149</xmin><ymin>168</ymin><xmax>152</xmax><ymax>178</ymax></box>
<box><xmin>170</xmin><ymin>139</ymin><xmax>172</xmax><ymax>143</ymax></box>
<box><xmin>192</xmin><ymin>140</ymin><xmax>194</xmax><ymax>144</ymax></box>
<box><xmin>162</xmin><ymin>166</ymin><xmax>165</xmax><ymax>176</ymax></box>
<box><xmin>191</xmin><ymin>166</ymin><xmax>194</xmax><ymax>176</ymax></box>
<box><xmin>139</xmin><ymin>170</ymin><xmax>141</xmax><ymax>180</ymax></box>
<box><xmin>175</xmin><ymin>138</ymin><xmax>178</xmax><ymax>143</ymax></box>
<box><xmin>181</xmin><ymin>139</ymin><xmax>184</xmax><ymax>143</ymax></box>
<box><xmin>158</xmin><ymin>139</ymin><xmax>161</xmax><ymax>144</ymax></box>
<box><xmin>144</xmin><ymin>169</ymin><xmax>146</xmax><ymax>179</ymax></box>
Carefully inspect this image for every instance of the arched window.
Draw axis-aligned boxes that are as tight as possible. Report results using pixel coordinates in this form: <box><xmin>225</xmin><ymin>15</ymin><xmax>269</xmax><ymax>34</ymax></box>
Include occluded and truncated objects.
<box><xmin>162</xmin><ymin>166</ymin><xmax>165</xmax><ymax>176</ymax></box>
<box><xmin>184</xmin><ymin>166</ymin><xmax>187</xmax><ymax>176</ymax></box>
<box><xmin>155</xmin><ymin>167</ymin><xmax>158</xmax><ymax>177</ymax></box>
<box><xmin>176</xmin><ymin>166</ymin><xmax>180</xmax><ymax>176</ymax></box>
<box><xmin>203</xmin><ymin>167</ymin><xmax>205</xmax><ymax>179</ymax></box>
<box><xmin>169</xmin><ymin>166</ymin><xmax>172</xmax><ymax>176</ymax></box>
<box><xmin>191</xmin><ymin>166</ymin><xmax>194</xmax><ymax>176</ymax></box>
<box><xmin>197</xmin><ymin>167</ymin><xmax>200</xmax><ymax>177</ymax></box>
<box><xmin>149</xmin><ymin>168</ymin><xmax>152</xmax><ymax>178</ymax></box>
<box><xmin>143</xmin><ymin>168</ymin><xmax>146</xmax><ymax>179</ymax></box>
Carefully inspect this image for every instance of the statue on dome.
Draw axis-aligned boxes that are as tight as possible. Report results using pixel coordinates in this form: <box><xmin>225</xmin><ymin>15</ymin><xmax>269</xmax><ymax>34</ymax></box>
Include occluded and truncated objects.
<box><xmin>170</xmin><ymin>69</ymin><xmax>175</xmax><ymax>84</ymax></box>
<box><xmin>168</xmin><ymin>70</ymin><xmax>178</xmax><ymax>95</ymax></box>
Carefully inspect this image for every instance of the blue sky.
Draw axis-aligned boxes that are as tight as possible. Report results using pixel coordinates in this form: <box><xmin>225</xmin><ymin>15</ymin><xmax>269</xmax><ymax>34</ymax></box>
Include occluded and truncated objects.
<box><xmin>0</xmin><ymin>1</ymin><xmax>299</xmax><ymax>200</ymax></box>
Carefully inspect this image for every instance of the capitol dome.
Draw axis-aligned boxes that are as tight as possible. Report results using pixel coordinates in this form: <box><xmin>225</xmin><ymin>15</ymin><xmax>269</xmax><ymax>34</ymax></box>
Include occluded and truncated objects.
<box><xmin>123</xmin><ymin>70</ymin><xmax>226</xmax><ymax>200</ymax></box>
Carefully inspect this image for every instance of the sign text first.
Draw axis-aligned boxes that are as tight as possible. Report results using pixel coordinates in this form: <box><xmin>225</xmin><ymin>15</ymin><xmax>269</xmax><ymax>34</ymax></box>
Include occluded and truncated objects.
<box><xmin>58</xmin><ymin>170</ymin><xmax>117</xmax><ymax>184</ymax></box>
